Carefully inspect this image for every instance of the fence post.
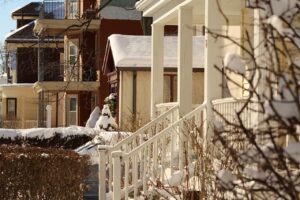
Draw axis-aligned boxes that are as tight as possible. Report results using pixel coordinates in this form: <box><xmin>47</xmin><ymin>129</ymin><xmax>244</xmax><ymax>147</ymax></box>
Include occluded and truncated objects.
<box><xmin>112</xmin><ymin>151</ymin><xmax>123</xmax><ymax>200</ymax></box>
<box><xmin>98</xmin><ymin>145</ymin><xmax>108</xmax><ymax>200</ymax></box>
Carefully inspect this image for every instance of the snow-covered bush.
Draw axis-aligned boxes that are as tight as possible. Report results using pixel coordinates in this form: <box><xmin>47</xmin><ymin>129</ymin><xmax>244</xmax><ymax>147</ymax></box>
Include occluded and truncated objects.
<box><xmin>104</xmin><ymin>93</ymin><xmax>117</xmax><ymax>117</ymax></box>
<box><xmin>95</xmin><ymin>104</ymin><xmax>118</xmax><ymax>131</ymax></box>
<box><xmin>0</xmin><ymin>127</ymin><xmax>96</xmax><ymax>149</ymax></box>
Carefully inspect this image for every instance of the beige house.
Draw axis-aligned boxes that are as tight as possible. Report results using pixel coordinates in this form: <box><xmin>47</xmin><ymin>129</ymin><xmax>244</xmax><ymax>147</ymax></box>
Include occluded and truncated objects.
<box><xmin>0</xmin><ymin>84</ymin><xmax>38</xmax><ymax>128</ymax></box>
<box><xmin>103</xmin><ymin>34</ymin><xmax>205</xmax><ymax>129</ymax></box>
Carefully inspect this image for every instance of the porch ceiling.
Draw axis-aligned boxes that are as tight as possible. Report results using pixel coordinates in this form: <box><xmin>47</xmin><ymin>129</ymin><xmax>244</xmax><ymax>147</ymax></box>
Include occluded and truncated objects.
<box><xmin>33</xmin><ymin>81</ymin><xmax>100</xmax><ymax>93</ymax></box>
<box><xmin>6</xmin><ymin>42</ymin><xmax>64</xmax><ymax>52</ymax></box>
<box><xmin>140</xmin><ymin>0</ymin><xmax>245</xmax><ymax>25</ymax></box>
<box><xmin>33</xmin><ymin>19</ymin><xmax>100</xmax><ymax>36</ymax></box>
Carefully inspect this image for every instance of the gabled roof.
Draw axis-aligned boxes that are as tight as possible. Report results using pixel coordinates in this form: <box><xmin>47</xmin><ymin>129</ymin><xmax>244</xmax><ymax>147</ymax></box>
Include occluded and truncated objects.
<box><xmin>5</xmin><ymin>21</ymin><xmax>37</xmax><ymax>43</ymax></box>
<box><xmin>12</xmin><ymin>2</ymin><xmax>41</xmax><ymax>18</ymax></box>
<box><xmin>101</xmin><ymin>0</ymin><xmax>141</xmax><ymax>20</ymax></box>
<box><xmin>5</xmin><ymin>21</ymin><xmax>63</xmax><ymax>43</ymax></box>
<box><xmin>106</xmin><ymin>34</ymin><xmax>205</xmax><ymax>69</ymax></box>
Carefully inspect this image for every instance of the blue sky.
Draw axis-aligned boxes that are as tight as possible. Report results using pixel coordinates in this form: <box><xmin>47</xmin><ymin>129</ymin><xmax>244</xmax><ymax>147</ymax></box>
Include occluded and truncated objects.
<box><xmin>0</xmin><ymin>0</ymin><xmax>34</xmax><ymax>43</ymax></box>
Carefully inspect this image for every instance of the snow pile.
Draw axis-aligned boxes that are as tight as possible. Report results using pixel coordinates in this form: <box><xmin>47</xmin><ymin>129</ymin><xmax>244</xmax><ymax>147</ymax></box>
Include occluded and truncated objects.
<box><xmin>223</xmin><ymin>53</ymin><xmax>246</xmax><ymax>75</ymax></box>
<box><xmin>95</xmin><ymin>104</ymin><xmax>118</xmax><ymax>131</ymax></box>
<box><xmin>85</xmin><ymin>106</ymin><xmax>101</xmax><ymax>128</ymax></box>
<box><xmin>76</xmin><ymin>131</ymin><xmax>131</xmax><ymax>164</ymax></box>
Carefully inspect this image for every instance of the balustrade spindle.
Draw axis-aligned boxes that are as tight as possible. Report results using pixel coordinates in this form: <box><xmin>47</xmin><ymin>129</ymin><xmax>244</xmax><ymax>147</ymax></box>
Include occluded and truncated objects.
<box><xmin>133</xmin><ymin>155</ymin><xmax>138</xmax><ymax>199</ymax></box>
<box><xmin>124</xmin><ymin>158</ymin><xmax>129</xmax><ymax>199</ymax></box>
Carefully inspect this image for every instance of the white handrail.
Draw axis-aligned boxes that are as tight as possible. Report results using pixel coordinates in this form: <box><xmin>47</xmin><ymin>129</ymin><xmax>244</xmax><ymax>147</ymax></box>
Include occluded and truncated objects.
<box><xmin>112</xmin><ymin>103</ymin><xmax>206</xmax><ymax>199</ymax></box>
<box><xmin>99</xmin><ymin>104</ymin><xmax>180</xmax><ymax>199</ymax></box>
<box><xmin>108</xmin><ymin>104</ymin><xmax>179</xmax><ymax>154</ymax></box>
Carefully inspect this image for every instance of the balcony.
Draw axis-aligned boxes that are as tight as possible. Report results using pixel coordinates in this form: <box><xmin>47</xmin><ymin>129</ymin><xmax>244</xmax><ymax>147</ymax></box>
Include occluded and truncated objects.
<box><xmin>34</xmin><ymin>0</ymin><xmax>100</xmax><ymax>36</ymax></box>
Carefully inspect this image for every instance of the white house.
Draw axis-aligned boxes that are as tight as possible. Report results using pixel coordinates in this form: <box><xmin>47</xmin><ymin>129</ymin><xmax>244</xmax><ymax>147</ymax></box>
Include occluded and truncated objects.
<box><xmin>96</xmin><ymin>0</ymin><xmax>265</xmax><ymax>199</ymax></box>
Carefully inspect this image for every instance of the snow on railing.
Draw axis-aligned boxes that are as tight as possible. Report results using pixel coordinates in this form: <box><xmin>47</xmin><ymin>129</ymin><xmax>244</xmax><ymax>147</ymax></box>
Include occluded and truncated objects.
<box><xmin>97</xmin><ymin>104</ymin><xmax>180</xmax><ymax>200</ymax></box>
<box><xmin>111</xmin><ymin>103</ymin><xmax>206</xmax><ymax>200</ymax></box>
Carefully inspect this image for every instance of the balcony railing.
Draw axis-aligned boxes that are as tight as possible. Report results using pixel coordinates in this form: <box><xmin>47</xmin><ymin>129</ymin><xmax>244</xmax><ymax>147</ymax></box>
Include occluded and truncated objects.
<box><xmin>42</xmin><ymin>0</ymin><xmax>65</xmax><ymax>19</ymax></box>
<box><xmin>41</xmin><ymin>0</ymin><xmax>99</xmax><ymax>20</ymax></box>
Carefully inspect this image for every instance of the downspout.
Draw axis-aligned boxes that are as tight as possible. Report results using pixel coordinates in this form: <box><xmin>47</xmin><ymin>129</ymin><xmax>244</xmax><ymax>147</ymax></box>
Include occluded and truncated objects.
<box><xmin>132</xmin><ymin>71</ymin><xmax>137</xmax><ymax>115</ymax></box>
<box><xmin>56</xmin><ymin>93</ymin><xmax>59</xmax><ymax>127</ymax></box>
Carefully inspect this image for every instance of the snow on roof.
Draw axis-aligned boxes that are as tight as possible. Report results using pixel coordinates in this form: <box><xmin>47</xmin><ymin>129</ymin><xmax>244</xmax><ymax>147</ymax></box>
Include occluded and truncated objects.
<box><xmin>108</xmin><ymin>34</ymin><xmax>205</xmax><ymax>68</ymax></box>
<box><xmin>5</xmin><ymin>21</ymin><xmax>36</xmax><ymax>41</ymax></box>
<box><xmin>101</xmin><ymin>6</ymin><xmax>141</xmax><ymax>20</ymax></box>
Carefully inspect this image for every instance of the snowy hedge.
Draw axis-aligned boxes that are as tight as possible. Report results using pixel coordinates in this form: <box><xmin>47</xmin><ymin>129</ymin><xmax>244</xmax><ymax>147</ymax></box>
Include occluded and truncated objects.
<box><xmin>0</xmin><ymin>145</ymin><xmax>89</xmax><ymax>199</ymax></box>
<box><xmin>0</xmin><ymin>127</ymin><xmax>96</xmax><ymax>149</ymax></box>
<box><xmin>0</xmin><ymin>133</ymin><xmax>92</xmax><ymax>149</ymax></box>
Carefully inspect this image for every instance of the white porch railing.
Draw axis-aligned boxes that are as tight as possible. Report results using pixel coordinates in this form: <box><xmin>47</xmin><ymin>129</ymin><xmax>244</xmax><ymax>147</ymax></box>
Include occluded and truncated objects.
<box><xmin>98</xmin><ymin>104</ymin><xmax>180</xmax><ymax>200</ymax></box>
<box><xmin>212</xmin><ymin>97</ymin><xmax>257</xmax><ymax>129</ymax></box>
<box><xmin>111</xmin><ymin>103</ymin><xmax>206</xmax><ymax>200</ymax></box>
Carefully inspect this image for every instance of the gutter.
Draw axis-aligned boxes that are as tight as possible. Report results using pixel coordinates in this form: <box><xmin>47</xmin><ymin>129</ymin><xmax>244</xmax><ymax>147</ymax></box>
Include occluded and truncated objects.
<box><xmin>136</xmin><ymin>0</ymin><xmax>173</xmax><ymax>17</ymax></box>
<box><xmin>135</xmin><ymin>0</ymin><xmax>154</xmax><ymax>11</ymax></box>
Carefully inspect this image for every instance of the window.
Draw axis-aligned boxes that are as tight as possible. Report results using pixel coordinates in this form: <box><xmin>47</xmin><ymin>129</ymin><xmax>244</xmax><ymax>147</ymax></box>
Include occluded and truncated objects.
<box><xmin>7</xmin><ymin>98</ymin><xmax>17</xmax><ymax>120</ymax></box>
<box><xmin>164</xmin><ymin>74</ymin><xmax>177</xmax><ymax>102</ymax></box>
<box><xmin>68</xmin><ymin>40</ymin><xmax>79</xmax><ymax>81</ymax></box>
<box><xmin>68</xmin><ymin>0</ymin><xmax>78</xmax><ymax>19</ymax></box>
<box><xmin>67</xmin><ymin>95</ymin><xmax>78</xmax><ymax>126</ymax></box>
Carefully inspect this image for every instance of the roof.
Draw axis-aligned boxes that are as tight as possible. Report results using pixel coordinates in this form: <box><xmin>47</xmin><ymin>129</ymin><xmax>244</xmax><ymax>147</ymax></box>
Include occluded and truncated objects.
<box><xmin>5</xmin><ymin>21</ymin><xmax>37</xmax><ymax>42</ymax></box>
<box><xmin>101</xmin><ymin>0</ymin><xmax>138</xmax><ymax>8</ymax></box>
<box><xmin>12</xmin><ymin>2</ymin><xmax>64</xmax><ymax>19</ymax></box>
<box><xmin>101</xmin><ymin>0</ymin><xmax>141</xmax><ymax>20</ymax></box>
<box><xmin>5</xmin><ymin>20</ymin><xmax>63</xmax><ymax>43</ymax></box>
<box><xmin>12</xmin><ymin>2</ymin><xmax>41</xmax><ymax>18</ymax></box>
<box><xmin>107</xmin><ymin>34</ymin><xmax>205</xmax><ymax>68</ymax></box>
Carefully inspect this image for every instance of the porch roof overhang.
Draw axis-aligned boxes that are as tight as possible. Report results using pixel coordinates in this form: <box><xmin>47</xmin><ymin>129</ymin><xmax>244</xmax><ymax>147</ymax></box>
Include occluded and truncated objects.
<box><xmin>136</xmin><ymin>0</ymin><xmax>245</xmax><ymax>25</ymax></box>
<box><xmin>33</xmin><ymin>81</ymin><xmax>100</xmax><ymax>93</ymax></box>
<box><xmin>33</xmin><ymin>19</ymin><xmax>100</xmax><ymax>36</ymax></box>
<box><xmin>6</xmin><ymin>41</ymin><xmax>64</xmax><ymax>52</ymax></box>
<box><xmin>108</xmin><ymin>34</ymin><xmax>205</xmax><ymax>68</ymax></box>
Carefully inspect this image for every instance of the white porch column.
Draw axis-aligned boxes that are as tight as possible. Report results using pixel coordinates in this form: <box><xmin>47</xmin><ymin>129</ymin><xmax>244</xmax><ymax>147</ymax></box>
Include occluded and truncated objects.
<box><xmin>151</xmin><ymin>24</ymin><xmax>164</xmax><ymax>118</ymax></box>
<box><xmin>178</xmin><ymin>6</ymin><xmax>193</xmax><ymax>116</ymax></box>
<box><xmin>204</xmin><ymin>0</ymin><xmax>223</xmax><ymax>139</ymax></box>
